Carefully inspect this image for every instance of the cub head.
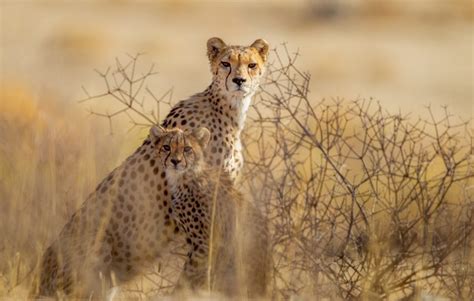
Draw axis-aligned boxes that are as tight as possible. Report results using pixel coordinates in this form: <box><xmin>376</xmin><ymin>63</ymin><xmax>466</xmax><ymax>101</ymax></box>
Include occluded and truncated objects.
<box><xmin>207</xmin><ymin>37</ymin><xmax>269</xmax><ymax>98</ymax></box>
<box><xmin>149</xmin><ymin>125</ymin><xmax>211</xmax><ymax>174</ymax></box>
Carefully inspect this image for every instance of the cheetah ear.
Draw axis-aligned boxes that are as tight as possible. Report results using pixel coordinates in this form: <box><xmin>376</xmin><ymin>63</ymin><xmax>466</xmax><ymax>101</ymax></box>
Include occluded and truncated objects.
<box><xmin>150</xmin><ymin>125</ymin><xmax>166</xmax><ymax>140</ymax></box>
<box><xmin>250</xmin><ymin>39</ymin><xmax>269</xmax><ymax>62</ymax></box>
<box><xmin>193</xmin><ymin>127</ymin><xmax>211</xmax><ymax>148</ymax></box>
<box><xmin>207</xmin><ymin>37</ymin><xmax>226</xmax><ymax>61</ymax></box>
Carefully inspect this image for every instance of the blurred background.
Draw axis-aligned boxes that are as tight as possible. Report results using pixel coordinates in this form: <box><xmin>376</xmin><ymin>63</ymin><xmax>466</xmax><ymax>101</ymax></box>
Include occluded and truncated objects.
<box><xmin>1</xmin><ymin>0</ymin><xmax>473</xmax><ymax>118</ymax></box>
<box><xmin>0</xmin><ymin>0</ymin><xmax>472</xmax><ymax>298</ymax></box>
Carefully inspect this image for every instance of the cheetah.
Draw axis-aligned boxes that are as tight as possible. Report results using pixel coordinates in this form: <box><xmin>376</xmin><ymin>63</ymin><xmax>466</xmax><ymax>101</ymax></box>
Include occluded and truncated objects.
<box><xmin>30</xmin><ymin>131</ymin><xmax>184</xmax><ymax>299</ymax></box>
<box><xmin>162</xmin><ymin>37</ymin><xmax>269</xmax><ymax>180</ymax></box>
<box><xmin>30</xmin><ymin>37</ymin><xmax>269</xmax><ymax>298</ymax></box>
<box><xmin>151</xmin><ymin>126</ymin><xmax>270</xmax><ymax>297</ymax></box>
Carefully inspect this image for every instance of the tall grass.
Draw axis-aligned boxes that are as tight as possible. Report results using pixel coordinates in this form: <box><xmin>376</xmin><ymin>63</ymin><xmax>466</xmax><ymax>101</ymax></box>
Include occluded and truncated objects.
<box><xmin>1</xmin><ymin>48</ymin><xmax>472</xmax><ymax>300</ymax></box>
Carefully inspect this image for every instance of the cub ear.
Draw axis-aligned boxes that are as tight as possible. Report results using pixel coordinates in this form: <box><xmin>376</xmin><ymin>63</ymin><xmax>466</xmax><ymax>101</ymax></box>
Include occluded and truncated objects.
<box><xmin>150</xmin><ymin>125</ymin><xmax>166</xmax><ymax>140</ymax></box>
<box><xmin>193</xmin><ymin>127</ymin><xmax>211</xmax><ymax>148</ymax></box>
<box><xmin>207</xmin><ymin>37</ymin><xmax>226</xmax><ymax>61</ymax></box>
<box><xmin>250</xmin><ymin>38</ymin><xmax>269</xmax><ymax>62</ymax></box>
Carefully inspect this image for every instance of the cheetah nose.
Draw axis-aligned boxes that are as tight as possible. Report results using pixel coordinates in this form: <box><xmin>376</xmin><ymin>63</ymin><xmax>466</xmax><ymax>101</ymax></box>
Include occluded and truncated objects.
<box><xmin>232</xmin><ymin>77</ymin><xmax>246</xmax><ymax>86</ymax></box>
<box><xmin>171</xmin><ymin>159</ymin><xmax>181</xmax><ymax>166</ymax></box>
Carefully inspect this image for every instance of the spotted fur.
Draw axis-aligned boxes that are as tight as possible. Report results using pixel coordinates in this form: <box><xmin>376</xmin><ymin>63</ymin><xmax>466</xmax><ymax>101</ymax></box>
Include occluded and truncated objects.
<box><xmin>30</xmin><ymin>128</ymin><xmax>186</xmax><ymax>298</ymax></box>
<box><xmin>162</xmin><ymin>37</ymin><xmax>269</xmax><ymax>180</ymax></box>
<box><xmin>154</xmin><ymin>127</ymin><xmax>270</xmax><ymax>297</ymax></box>
<box><xmin>30</xmin><ymin>37</ymin><xmax>269</xmax><ymax>299</ymax></box>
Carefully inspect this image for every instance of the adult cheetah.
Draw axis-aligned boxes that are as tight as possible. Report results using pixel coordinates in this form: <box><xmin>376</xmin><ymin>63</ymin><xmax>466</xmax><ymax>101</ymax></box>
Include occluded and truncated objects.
<box><xmin>30</xmin><ymin>37</ymin><xmax>269</xmax><ymax>298</ymax></box>
<box><xmin>162</xmin><ymin>37</ymin><xmax>269</xmax><ymax>180</ymax></box>
<box><xmin>151</xmin><ymin>126</ymin><xmax>269</xmax><ymax>297</ymax></box>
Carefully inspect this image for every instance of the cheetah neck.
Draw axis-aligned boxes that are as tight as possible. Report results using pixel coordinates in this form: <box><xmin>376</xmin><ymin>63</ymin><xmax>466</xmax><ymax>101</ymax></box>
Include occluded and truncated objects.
<box><xmin>229</xmin><ymin>93</ymin><xmax>253</xmax><ymax>133</ymax></box>
<box><xmin>166</xmin><ymin>165</ymin><xmax>204</xmax><ymax>193</ymax></box>
<box><xmin>207</xmin><ymin>82</ymin><xmax>254</xmax><ymax>133</ymax></box>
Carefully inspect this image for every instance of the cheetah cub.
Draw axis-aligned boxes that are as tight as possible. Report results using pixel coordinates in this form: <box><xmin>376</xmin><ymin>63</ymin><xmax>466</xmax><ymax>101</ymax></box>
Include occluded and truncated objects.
<box><xmin>151</xmin><ymin>126</ymin><xmax>270</xmax><ymax>298</ymax></box>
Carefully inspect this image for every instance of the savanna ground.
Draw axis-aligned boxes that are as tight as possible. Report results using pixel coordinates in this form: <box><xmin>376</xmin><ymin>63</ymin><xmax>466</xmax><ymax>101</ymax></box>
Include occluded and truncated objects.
<box><xmin>1</xmin><ymin>0</ymin><xmax>473</xmax><ymax>300</ymax></box>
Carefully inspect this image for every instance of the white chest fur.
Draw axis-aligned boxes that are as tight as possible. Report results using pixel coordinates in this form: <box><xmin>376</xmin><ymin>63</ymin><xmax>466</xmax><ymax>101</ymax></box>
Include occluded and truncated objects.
<box><xmin>229</xmin><ymin>93</ymin><xmax>253</xmax><ymax>133</ymax></box>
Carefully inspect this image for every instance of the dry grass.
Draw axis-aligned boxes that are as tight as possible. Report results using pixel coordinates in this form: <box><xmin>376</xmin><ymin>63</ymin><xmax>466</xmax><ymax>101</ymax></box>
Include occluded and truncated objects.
<box><xmin>0</xmin><ymin>84</ymin><xmax>129</xmax><ymax>298</ymax></box>
<box><xmin>0</xmin><ymin>46</ymin><xmax>473</xmax><ymax>300</ymax></box>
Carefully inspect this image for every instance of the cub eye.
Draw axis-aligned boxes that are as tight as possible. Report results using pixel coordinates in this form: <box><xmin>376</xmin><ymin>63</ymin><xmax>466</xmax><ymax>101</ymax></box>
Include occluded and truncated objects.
<box><xmin>162</xmin><ymin>145</ymin><xmax>170</xmax><ymax>152</ymax></box>
<box><xmin>221</xmin><ymin>61</ymin><xmax>231</xmax><ymax>68</ymax></box>
<box><xmin>184</xmin><ymin>146</ymin><xmax>193</xmax><ymax>153</ymax></box>
<box><xmin>248</xmin><ymin>63</ymin><xmax>257</xmax><ymax>69</ymax></box>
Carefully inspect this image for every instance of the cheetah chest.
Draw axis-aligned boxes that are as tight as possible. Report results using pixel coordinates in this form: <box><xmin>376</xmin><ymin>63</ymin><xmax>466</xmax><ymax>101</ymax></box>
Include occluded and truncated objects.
<box><xmin>171</xmin><ymin>183</ymin><xmax>210</xmax><ymax>244</ymax></box>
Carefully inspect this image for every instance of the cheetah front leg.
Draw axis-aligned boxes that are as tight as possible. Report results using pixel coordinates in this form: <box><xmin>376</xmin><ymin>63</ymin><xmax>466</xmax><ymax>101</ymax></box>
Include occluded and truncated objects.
<box><xmin>174</xmin><ymin>244</ymin><xmax>209</xmax><ymax>293</ymax></box>
<box><xmin>68</xmin><ymin>241</ymin><xmax>116</xmax><ymax>299</ymax></box>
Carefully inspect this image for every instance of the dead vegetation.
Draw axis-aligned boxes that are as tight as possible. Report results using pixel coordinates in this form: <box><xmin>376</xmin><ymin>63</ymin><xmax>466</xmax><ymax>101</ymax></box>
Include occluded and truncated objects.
<box><xmin>242</xmin><ymin>46</ymin><xmax>473</xmax><ymax>300</ymax></box>
<box><xmin>1</xmin><ymin>47</ymin><xmax>473</xmax><ymax>300</ymax></box>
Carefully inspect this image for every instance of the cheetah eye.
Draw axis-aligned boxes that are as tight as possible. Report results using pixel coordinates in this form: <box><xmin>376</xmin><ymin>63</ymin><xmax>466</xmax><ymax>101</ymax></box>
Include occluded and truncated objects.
<box><xmin>162</xmin><ymin>145</ymin><xmax>170</xmax><ymax>152</ymax></box>
<box><xmin>248</xmin><ymin>63</ymin><xmax>257</xmax><ymax>69</ymax></box>
<box><xmin>221</xmin><ymin>61</ymin><xmax>231</xmax><ymax>68</ymax></box>
<box><xmin>184</xmin><ymin>146</ymin><xmax>193</xmax><ymax>153</ymax></box>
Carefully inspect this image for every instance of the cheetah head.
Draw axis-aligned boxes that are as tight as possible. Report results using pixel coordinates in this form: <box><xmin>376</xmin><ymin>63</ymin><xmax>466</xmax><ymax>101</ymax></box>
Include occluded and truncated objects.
<box><xmin>150</xmin><ymin>125</ymin><xmax>211</xmax><ymax>174</ymax></box>
<box><xmin>207</xmin><ymin>37</ymin><xmax>269</xmax><ymax>99</ymax></box>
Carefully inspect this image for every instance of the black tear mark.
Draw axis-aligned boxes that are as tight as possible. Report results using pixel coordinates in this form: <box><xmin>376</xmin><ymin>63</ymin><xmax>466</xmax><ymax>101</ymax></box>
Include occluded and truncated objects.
<box><xmin>164</xmin><ymin>151</ymin><xmax>171</xmax><ymax>169</ymax></box>
<box><xmin>225</xmin><ymin>65</ymin><xmax>232</xmax><ymax>92</ymax></box>
<box><xmin>163</xmin><ymin>137</ymin><xmax>171</xmax><ymax>168</ymax></box>
<box><xmin>182</xmin><ymin>135</ymin><xmax>188</xmax><ymax>168</ymax></box>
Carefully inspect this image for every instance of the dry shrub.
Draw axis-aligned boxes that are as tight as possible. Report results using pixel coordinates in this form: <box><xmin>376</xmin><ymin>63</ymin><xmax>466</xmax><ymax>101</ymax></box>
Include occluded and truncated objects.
<box><xmin>2</xmin><ymin>46</ymin><xmax>472</xmax><ymax>300</ymax></box>
<box><xmin>241</xmin><ymin>46</ymin><xmax>473</xmax><ymax>300</ymax></box>
<box><xmin>80</xmin><ymin>49</ymin><xmax>473</xmax><ymax>300</ymax></box>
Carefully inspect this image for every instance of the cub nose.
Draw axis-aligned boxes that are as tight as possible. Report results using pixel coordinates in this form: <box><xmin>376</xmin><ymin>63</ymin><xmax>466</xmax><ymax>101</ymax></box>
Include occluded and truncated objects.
<box><xmin>170</xmin><ymin>159</ymin><xmax>181</xmax><ymax>166</ymax></box>
<box><xmin>232</xmin><ymin>77</ymin><xmax>246</xmax><ymax>86</ymax></box>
